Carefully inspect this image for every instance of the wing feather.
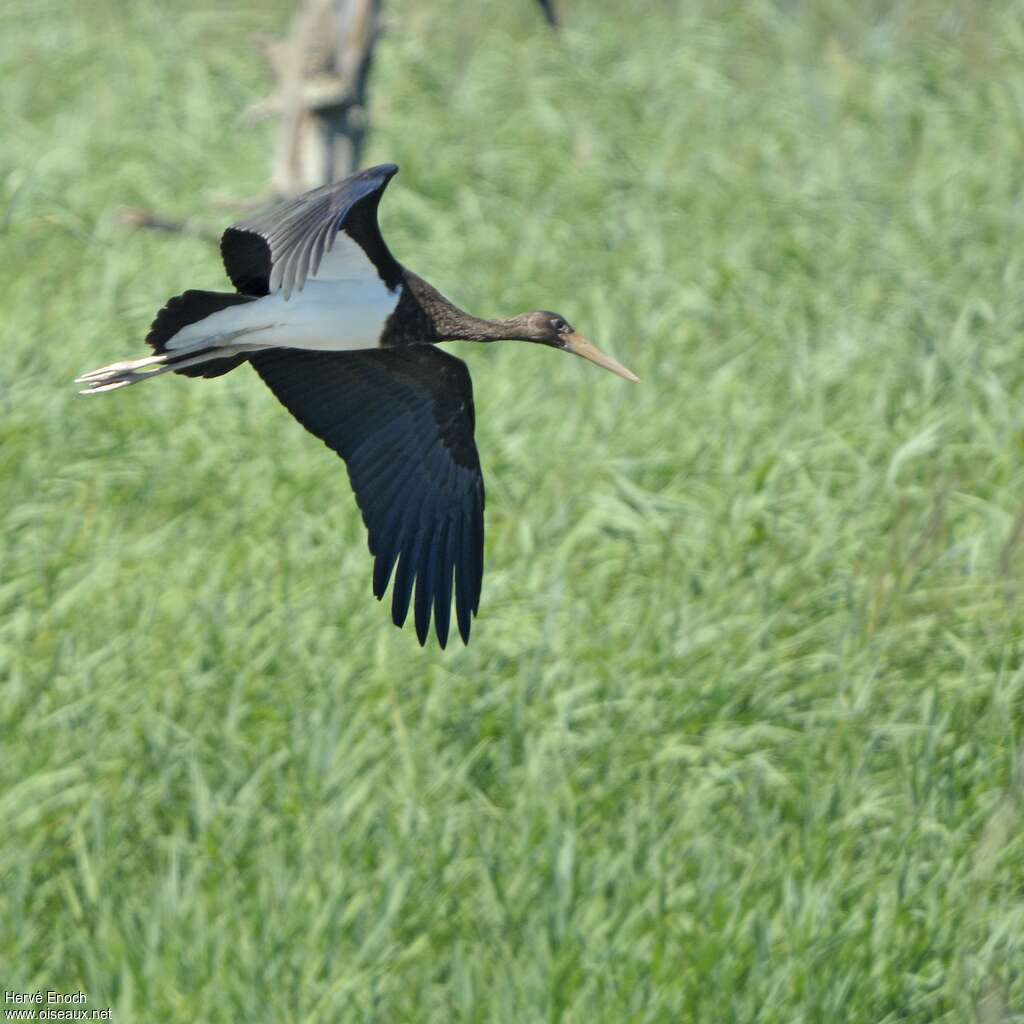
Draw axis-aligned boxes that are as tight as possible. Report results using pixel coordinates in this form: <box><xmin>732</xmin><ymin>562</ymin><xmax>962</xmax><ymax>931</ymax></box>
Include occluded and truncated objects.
<box><xmin>222</xmin><ymin>164</ymin><xmax>402</xmax><ymax>299</ymax></box>
<box><xmin>454</xmin><ymin>511</ymin><xmax>478</xmax><ymax>643</ymax></box>
<box><xmin>249</xmin><ymin>345</ymin><xmax>485</xmax><ymax>646</ymax></box>
<box><xmin>432</xmin><ymin>522</ymin><xmax>455</xmax><ymax>648</ymax></box>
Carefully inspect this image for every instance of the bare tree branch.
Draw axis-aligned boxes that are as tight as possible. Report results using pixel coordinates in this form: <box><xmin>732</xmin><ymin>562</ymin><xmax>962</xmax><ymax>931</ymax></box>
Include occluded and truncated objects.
<box><xmin>115</xmin><ymin>207</ymin><xmax>219</xmax><ymax>243</ymax></box>
<box><xmin>119</xmin><ymin>0</ymin><xmax>550</xmax><ymax>240</ymax></box>
<box><xmin>254</xmin><ymin>0</ymin><xmax>384</xmax><ymax>198</ymax></box>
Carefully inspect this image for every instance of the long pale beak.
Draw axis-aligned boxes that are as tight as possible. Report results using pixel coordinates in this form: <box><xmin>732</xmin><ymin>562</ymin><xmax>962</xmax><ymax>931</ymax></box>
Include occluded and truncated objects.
<box><xmin>562</xmin><ymin>333</ymin><xmax>639</xmax><ymax>383</ymax></box>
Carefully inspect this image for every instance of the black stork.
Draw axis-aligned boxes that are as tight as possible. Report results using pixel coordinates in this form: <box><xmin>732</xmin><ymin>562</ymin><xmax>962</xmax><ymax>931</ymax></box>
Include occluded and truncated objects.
<box><xmin>77</xmin><ymin>164</ymin><xmax>638</xmax><ymax>646</ymax></box>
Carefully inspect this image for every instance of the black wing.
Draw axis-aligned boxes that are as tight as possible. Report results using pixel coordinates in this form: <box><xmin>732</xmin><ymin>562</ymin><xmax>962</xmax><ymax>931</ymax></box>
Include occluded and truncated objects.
<box><xmin>249</xmin><ymin>345</ymin><xmax>485</xmax><ymax>647</ymax></box>
<box><xmin>221</xmin><ymin>163</ymin><xmax>402</xmax><ymax>299</ymax></box>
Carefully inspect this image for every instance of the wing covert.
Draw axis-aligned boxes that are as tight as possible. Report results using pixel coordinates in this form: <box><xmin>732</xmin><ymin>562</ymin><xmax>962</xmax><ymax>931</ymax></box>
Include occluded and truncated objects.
<box><xmin>249</xmin><ymin>345</ymin><xmax>485</xmax><ymax>646</ymax></box>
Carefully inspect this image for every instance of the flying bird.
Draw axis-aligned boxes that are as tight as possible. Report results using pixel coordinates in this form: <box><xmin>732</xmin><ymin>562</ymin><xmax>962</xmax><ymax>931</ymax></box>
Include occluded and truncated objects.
<box><xmin>77</xmin><ymin>164</ymin><xmax>638</xmax><ymax>646</ymax></box>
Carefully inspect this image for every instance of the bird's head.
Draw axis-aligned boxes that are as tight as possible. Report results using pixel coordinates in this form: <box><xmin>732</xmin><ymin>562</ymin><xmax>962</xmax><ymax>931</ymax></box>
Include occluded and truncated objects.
<box><xmin>512</xmin><ymin>311</ymin><xmax>639</xmax><ymax>382</ymax></box>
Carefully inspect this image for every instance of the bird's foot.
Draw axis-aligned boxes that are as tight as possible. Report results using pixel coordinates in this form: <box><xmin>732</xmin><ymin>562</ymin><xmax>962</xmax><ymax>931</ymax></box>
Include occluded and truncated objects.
<box><xmin>76</xmin><ymin>354</ymin><xmax>170</xmax><ymax>394</ymax></box>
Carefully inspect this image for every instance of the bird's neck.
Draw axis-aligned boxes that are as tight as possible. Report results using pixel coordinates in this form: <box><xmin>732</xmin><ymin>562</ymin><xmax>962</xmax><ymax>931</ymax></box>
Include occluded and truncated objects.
<box><xmin>442</xmin><ymin>312</ymin><xmax>519</xmax><ymax>342</ymax></box>
<box><xmin>398</xmin><ymin>271</ymin><xmax>520</xmax><ymax>343</ymax></box>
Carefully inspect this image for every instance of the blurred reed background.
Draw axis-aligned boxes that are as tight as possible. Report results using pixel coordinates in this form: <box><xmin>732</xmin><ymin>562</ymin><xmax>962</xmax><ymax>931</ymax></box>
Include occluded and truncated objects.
<box><xmin>2</xmin><ymin>1</ymin><xmax>1024</xmax><ymax>1019</ymax></box>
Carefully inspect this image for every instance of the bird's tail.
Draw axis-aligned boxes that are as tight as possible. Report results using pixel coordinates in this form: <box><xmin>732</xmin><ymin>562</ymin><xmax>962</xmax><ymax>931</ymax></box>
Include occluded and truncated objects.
<box><xmin>76</xmin><ymin>290</ymin><xmax>258</xmax><ymax>394</ymax></box>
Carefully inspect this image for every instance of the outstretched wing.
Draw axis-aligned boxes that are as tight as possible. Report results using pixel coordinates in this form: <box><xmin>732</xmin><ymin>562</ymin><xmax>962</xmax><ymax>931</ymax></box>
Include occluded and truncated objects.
<box><xmin>222</xmin><ymin>163</ymin><xmax>402</xmax><ymax>300</ymax></box>
<box><xmin>249</xmin><ymin>345</ymin><xmax>485</xmax><ymax>647</ymax></box>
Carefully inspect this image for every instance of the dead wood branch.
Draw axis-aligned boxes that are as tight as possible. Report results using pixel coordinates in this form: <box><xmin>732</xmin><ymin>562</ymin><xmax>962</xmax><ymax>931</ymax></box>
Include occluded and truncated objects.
<box><xmin>115</xmin><ymin>207</ymin><xmax>220</xmax><ymax>244</ymax></box>
<box><xmin>254</xmin><ymin>0</ymin><xmax>384</xmax><ymax>198</ymax></box>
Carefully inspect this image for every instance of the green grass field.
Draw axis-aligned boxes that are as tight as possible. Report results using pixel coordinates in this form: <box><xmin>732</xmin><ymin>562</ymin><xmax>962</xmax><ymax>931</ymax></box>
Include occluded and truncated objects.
<box><xmin>4</xmin><ymin>0</ymin><xmax>1024</xmax><ymax>1019</ymax></box>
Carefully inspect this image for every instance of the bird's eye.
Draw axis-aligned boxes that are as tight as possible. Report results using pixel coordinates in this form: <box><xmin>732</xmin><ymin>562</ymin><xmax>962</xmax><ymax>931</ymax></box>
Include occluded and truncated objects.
<box><xmin>552</xmin><ymin>318</ymin><xmax>569</xmax><ymax>333</ymax></box>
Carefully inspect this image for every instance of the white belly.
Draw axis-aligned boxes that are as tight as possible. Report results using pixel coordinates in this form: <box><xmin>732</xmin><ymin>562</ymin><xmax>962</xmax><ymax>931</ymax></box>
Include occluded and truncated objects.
<box><xmin>167</xmin><ymin>278</ymin><xmax>399</xmax><ymax>353</ymax></box>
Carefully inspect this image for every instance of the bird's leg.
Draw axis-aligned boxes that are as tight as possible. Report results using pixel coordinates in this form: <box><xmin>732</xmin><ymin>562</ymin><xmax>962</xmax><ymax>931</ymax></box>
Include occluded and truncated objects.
<box><xmin>75</xmin><ymin>352</ymin><xmax>168</xmax><ymax>383</ymax></box>
<box><xmin>76</xmin><ymin>345</ymin><xmax>253</xmax><ymax>394</ymax></box>
<box><xmin>76</xmin><ymin>329</ymin><xmax>264</xmax><ymax>393</ymax></box>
